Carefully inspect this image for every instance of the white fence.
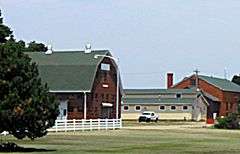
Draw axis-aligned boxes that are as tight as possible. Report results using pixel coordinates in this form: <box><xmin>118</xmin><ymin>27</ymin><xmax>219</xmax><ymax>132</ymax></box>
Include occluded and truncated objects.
<box><xmin>48</xmin><ymin>119</ymin><xmax>122</xmax><ymax>132</ymax></box>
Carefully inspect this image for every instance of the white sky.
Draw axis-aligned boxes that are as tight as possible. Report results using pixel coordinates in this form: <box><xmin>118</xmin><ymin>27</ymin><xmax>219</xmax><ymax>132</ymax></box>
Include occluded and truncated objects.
<box><xmin>1</xmin><ymin>0</ymin><xmax>240</xmax><ymax>88</ymax></box>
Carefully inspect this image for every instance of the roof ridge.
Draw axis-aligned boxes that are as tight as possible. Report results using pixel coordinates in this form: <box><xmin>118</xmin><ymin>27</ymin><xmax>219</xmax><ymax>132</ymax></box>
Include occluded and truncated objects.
<box><xmin>52</xmin><ymin>49</ymin><xmax>110</xmax><ymax>53</ymax></box>
<box><xmin>199</xmin><ymin>75</ymin><xmax>229</xmax><ymax>81</ymax></box>
<box><xmin>198</xmin><ymin>75</ymin><xmax>240</xmax><ymax>92</ymax></box>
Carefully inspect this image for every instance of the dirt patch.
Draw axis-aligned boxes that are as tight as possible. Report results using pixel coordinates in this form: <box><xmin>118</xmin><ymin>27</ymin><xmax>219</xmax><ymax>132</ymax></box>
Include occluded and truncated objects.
<box><xmin>123</xmin><ymin>121</ymin><xmax>208</xmax><ymax>130</ymax></box>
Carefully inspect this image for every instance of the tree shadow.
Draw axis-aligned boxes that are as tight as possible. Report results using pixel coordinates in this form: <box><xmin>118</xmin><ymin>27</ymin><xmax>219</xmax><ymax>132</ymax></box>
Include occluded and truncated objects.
<box><xmin>0</xmin><ymin>142</ymin><xmax>56</xmax><ymax>152</ymax></box>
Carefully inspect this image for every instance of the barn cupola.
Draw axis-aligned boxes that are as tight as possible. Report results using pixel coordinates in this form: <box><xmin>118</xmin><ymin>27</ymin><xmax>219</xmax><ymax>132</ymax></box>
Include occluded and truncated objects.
<box><xmin>84</xmin><ymin>43</ymin><xmax>92</xmax><ymax>53</ymax></box>
<box><xmin>45</xmin><ymin>45</ymin><xmax>53</xmax><ymax>55</ymax></box>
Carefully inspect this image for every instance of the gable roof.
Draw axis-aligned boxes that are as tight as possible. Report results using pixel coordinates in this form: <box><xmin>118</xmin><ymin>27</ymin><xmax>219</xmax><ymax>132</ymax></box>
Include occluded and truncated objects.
<box><xmin>122</xmin><ymin>97</ymin><xmax>195</xmax><ymax>105</ymax></box>
<box><xmin>124</xmin><ymin>88</ymin><xmax>196</xmax><ymax>95</ymax></box>
<box><xmin>27</xmin><ymin>50</ymin><xmax>111</xmax><ymax>92</ymax></box>
<box><xmin>198</xmin><ymin>75</ymin><xmax>240</xmax><ymax>93</ymax></box>
<box><xmin>123</xmin><ymin>88</ymin><xmax>196</xmax><ymax>105</ymax></box>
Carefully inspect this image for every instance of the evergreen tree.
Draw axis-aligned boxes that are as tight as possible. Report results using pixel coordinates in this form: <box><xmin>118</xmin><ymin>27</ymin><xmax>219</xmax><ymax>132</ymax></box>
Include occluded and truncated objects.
<box><xmin>0</xmin><ymin>10</ymin><xmax>59</xmax><ymax>140</ymax></box>
<box><xmin>0</xmin><ymin>10</ymin><xmax>12</xmax><ymax>43</ymax></box>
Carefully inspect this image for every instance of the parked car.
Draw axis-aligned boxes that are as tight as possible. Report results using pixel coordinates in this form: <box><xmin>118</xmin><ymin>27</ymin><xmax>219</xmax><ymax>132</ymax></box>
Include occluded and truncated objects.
<box><xmin>138</xmin><ymin>111</ymin><xmax>159</xmax><ymax>122</ymax></box>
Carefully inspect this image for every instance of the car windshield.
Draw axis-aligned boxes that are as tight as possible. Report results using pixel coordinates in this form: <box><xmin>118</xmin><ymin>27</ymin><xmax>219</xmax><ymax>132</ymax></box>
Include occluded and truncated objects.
<box><xmin>142</xmin><ymin>113</ymin><xmax>151</xmax><ymax>115</ymax></box>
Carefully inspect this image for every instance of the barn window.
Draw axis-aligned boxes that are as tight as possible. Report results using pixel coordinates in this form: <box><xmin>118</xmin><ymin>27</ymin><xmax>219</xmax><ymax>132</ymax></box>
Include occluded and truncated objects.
<box><xmin>63</xmin><ymin>109</ymin><xmax>67</xmax><ymax>116</ymax></box>
<box><xmin>68</xmin><ymin>106</ymin><xmax>73</xmax><ymax>112</ymax></box>
<box><xmin>135</xmin><ymin>105</ymin><xmax>141</xmax><ymax>111</ymax></box>
<box><xmin>111</xmin><ymin>95</ymin><xmax>115</xmax><ymax>101</ymax></box>
<box><xmin>101</xmin><ymin>63</ymin><xmax>110</xmax><ymax>71</ymax></box>
<box><xmin>159</xmin><ymin>106</ymin><xmax>165</xmax><ymax>110</ymax></box>
<box><xmin>176</xmin><ymin>94</ymin><xmax>182</xmax><ymax>99</ymax></box>
<box><xmin>101</xmin><ymin>94</ymin><xmax>104</xmax><ymax>99</ymax></box>
<box><xmin>183</xmin><ymin>106</ymin><xmax>188</xmax><ymax>110</ymax></box>
<box><xmin>190</xmin><ymin>79</ymin><xmax>196</xmax><ymax>86</ymax></box>
<box><xmin>103</xmin><ymin>72</ymin><xmax>107</xmax><ymax>81</ymax></box>
<box><xmin>123</xmin><ymin>106</ymin><xmax>129</xmax><ymax>111</ymax></box>
<box><xmin>171</xmin><ymin>106</ymin><xmax>176</xmax><ymax>110</ymax></box>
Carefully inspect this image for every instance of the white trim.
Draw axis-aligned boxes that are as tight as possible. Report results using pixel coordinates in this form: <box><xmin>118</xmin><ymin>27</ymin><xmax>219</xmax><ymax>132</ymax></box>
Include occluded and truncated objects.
<box><xmin>134</xmin><ymin>105</ymin><xmax>141</xmax><ymax>111</ymax></box>
<box><xmin>53</xmin><ymin>48</ymin><xmax>111</xmax><ymax>52</ymax></box>
<box><xmin>84</xmin><ymin>92</ymin><xmax>87</xmax><ymax>119</ymax></box>
<box><xmin>102</xmin><ymin>102</ymin><xmax>113</xmax><ymax>107</ymax></box>
<box><xmin>102</xmin><ymin>84</ymin><xmax>109</xmax><ymax>88</ymax></box>
<box><xmin>49</xmin><ymin>90</ymin><xmax>91</xmax><ymax>93</ymax></box>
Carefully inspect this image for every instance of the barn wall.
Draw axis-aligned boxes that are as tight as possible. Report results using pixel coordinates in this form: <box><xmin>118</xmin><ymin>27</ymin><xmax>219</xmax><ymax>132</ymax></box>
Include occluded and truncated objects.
<box><xmin>121</xmin><ymin>104</ymin><xmax>192</xmax><ymax>120</ymax></box>
<box><xmin>55</xmin><ymin>93</ymin><xmax>84</xmax><ymax>119</ymax></box>
<box><xmin>122</xmin><ymin>113</ymin><xmax>192</xmax><ymax>120</ymax></box>
<box><xmin>173</xmin><ymin>75</ymin><xmax>240</xmax><ymax>116</ymax></box>
<box><xmin>222</xmin><ymin>91</ymin><xmax>240</xmax><ymax>115</ymax></box>
<box><xmin>87</xmin><ymin>57</ymin><xmax>121</xmax><ymax>119</ymax></box>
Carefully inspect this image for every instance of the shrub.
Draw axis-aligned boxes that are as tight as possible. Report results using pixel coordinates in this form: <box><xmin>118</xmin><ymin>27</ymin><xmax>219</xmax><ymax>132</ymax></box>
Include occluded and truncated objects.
<box><xmin>215</xmin><ymin>113</ymin><xmax>239</xmax><ymax>129</ymax></box>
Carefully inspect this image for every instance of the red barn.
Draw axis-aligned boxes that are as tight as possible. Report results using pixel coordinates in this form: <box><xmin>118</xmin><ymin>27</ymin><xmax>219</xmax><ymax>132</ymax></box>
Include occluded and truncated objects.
<box><xmin>27</xmin><ymin>47</ymin><xmax>122</xmax><ymax>120</ymax></box>
<box><xmin>171</xmin><ymin>74</ymin><xmax>240</xmax><ymax>118</ymax></box>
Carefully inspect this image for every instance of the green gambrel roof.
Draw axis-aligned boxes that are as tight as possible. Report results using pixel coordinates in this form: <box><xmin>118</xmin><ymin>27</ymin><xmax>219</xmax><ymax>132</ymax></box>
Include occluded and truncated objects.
<box><xmin>199</xmin><ymin>75</ymin><xmax>240</xmax><ymax>93</ymax></box>
<box><xmin>27</xmin><ymin>50</ymin><xmax>110</xmax><ymax>91</ymax></box>
<box><xmin>124</xmin><ymin>88</ymin><xmax>196</xmax><ymax>95</ymax></box>
<box><xmin>122</xmin><ymin>97</ymin><xmax>195</xmax><ymax>105</ymax></box>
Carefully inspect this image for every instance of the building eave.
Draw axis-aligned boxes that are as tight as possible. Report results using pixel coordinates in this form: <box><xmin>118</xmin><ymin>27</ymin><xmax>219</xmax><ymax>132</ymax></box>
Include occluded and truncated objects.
<box><xmin>49</xmin><ymin>90</ymin><xmax>91</xmax><ymax>93</ymax></box>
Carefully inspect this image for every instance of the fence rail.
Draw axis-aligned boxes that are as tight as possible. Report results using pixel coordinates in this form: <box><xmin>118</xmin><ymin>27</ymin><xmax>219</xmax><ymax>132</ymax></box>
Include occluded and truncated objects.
<box><xmin>48</xmin><ymin>119</ymin><xmax>122</xmax><ymax>132</ymax></box>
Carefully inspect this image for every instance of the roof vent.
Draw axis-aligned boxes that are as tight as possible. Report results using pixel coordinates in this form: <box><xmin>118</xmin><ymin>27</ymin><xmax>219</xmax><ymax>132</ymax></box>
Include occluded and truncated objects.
<box><xmin>84</xmin><ymin>43</ymin><xmax>92</xmax><ymax>53</ymax></box>
<box><xmin>45</xmin><ymin>45</ymin><xmax>53</xmax><ymax>55</ymax></box>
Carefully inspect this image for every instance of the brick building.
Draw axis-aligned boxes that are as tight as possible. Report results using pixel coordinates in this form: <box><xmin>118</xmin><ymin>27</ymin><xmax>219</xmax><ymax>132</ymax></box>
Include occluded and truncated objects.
<box><xmin>171</xmin><ymin>74</ymin><xmax>240</xmax><ymax>118</ymax></box>
<box><xmin>27</xmin><ymin>47</ymin><xmax>122</xmax><ymax>120</ymax></box>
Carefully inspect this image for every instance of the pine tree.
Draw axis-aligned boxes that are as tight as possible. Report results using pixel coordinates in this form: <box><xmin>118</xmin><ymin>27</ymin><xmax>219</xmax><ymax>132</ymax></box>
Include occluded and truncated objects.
<box><xmin>0</xmin><ymin>10</ymin><xmax>59</xmax><ymax>140</ymax></box>
<box><xmin>0</xmin><ymin>10</ymin><xmax>12</xmax><ymax>43</ymax></box>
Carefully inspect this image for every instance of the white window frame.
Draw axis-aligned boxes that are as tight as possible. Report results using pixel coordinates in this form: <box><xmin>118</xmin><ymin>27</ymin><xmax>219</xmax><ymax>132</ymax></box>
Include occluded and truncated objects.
<box><xmin>123</xmin><ymin>105</ymin><xmax>129</xmax><ymax>111</ymax></box>
<box><xmin>101</xmin><ymin>63</ymin><xmax>110</xmax><ymax>71</ymax></box>
<box><xmin>135</xmin><ymin>105</ymin><xmax>141</xmax><ymax>111</ymax></box>
<box><xmin>159</xmin><ymin>105</ymin><xmax>166</xmax><ymax>111</ymax></box>
<box><xmin>170</xmin><ymin>105</ymin><xmax>176</xmax><ymax>111</ymax></box>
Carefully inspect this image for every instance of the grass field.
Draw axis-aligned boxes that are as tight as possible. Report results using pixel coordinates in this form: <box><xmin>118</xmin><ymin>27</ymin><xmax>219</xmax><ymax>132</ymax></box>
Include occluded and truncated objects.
<box><xmin>1</xmin><ymin>121</ymin><xmax>240</xmax><ymax>154</ymax></box>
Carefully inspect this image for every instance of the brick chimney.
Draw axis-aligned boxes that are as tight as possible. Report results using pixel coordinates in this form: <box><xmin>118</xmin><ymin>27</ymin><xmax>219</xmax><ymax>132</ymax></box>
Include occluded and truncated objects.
<box><xmin>167</xmin><ymin>73</ymin><xmax>173</xmax><ymax>88</ymax></box>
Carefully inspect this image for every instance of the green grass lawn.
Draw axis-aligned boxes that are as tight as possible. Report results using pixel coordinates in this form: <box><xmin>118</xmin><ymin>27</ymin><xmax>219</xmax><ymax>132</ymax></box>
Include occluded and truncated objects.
<box><xmin>1</xmin><ymin>122</ymin><xmax>240</xmax><ymax>154</ymax></box>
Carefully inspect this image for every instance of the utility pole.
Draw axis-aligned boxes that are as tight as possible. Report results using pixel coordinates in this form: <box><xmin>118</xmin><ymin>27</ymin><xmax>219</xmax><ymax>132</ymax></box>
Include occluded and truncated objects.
<box><xmin>193</xmin><ymin>69</ymin><xmax>200</xmax><ymax>90</ymax></box>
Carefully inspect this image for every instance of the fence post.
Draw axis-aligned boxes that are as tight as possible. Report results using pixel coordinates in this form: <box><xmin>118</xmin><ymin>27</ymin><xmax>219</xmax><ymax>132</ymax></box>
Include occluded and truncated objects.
<box><xmin>98</xmin><ymin>119</ymin><xmax>100</xmax><ymax>130</ymax></box>
<box><xmin>120</xmin><ymin>118</ymin><xmax>122</xmax><ymax>128</ymax></box>
<box><xmin>65</xmin><ymin>120</ymin><xmax>67</xmax><ymax>132</ymax></box>
<box><xmin>113</xmin><ymin>119</ymin><xmax>115</xmax><ymax>130</ymax></box>
<box><xmin>55</xmin><ymin>120</ymin><xmax>58</xmax><ymax>132</ymax></box>
<box><xmin>90</xmin><ymin>119</ymin><xmax>92</xmax><ymax>131</ymax></box>
<box><xmin>73</xmin><ymin>119</ymin><xmax>76</xmax><ymax>132</ymax></box>
<box><xmin>105</xmin><ymin>119</ymin><xmax>108</xmax><ymax>130</ymax></box>
<box><xmin>82</xmin><ymin>119</ymin><xmax>84</xmax><ymax>132</ymax></box>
